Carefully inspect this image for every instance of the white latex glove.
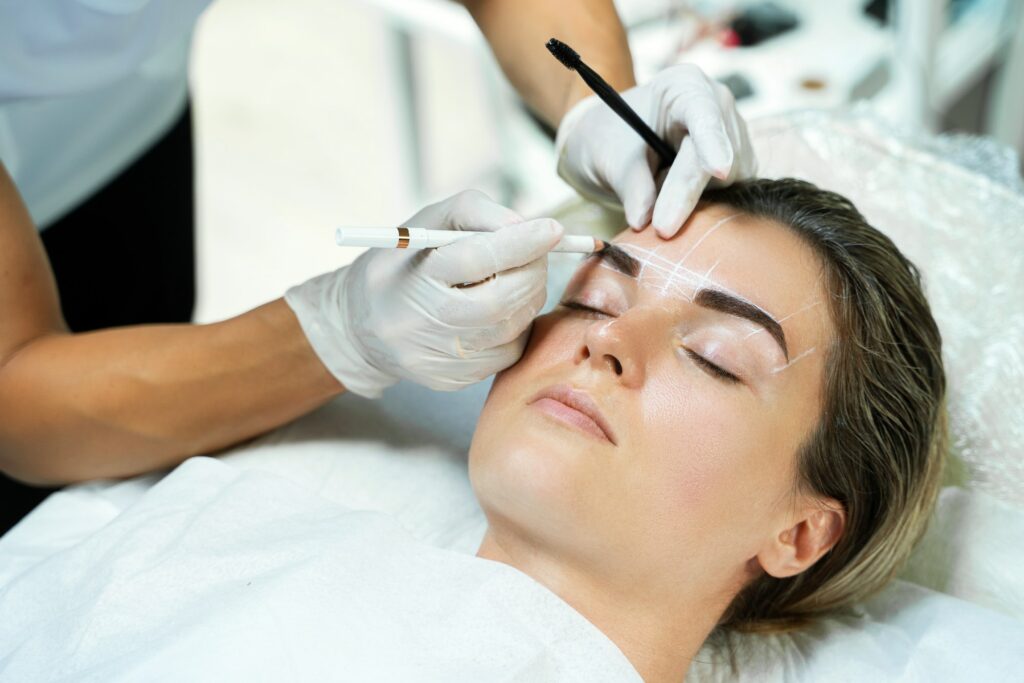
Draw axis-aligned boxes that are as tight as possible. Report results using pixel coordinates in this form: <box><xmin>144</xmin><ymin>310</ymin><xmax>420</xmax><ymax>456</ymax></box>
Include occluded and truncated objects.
<box><xmin>285</xmin><ymin>191</ymin><xmax>563</xmax><ymax>398</ymax></box>
<box><xmin>555</xmin><ymin>63</ymin><xmax>757</xmax><ymax>238</ymax></box>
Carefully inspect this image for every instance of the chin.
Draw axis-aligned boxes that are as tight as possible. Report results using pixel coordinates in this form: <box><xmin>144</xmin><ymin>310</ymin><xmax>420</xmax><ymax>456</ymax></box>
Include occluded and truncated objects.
<box><xmin>469</xmin><ymin>405</ymin><xmax>584</xmax><ymax>532</ymax></box>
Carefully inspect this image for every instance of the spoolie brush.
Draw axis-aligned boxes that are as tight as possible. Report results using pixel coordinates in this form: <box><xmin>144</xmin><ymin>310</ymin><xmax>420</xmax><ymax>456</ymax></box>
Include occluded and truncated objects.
<box><xmin>546</xmin><ymin>38</ymin><xmax>677</xmax><ymax>169</ymax></box>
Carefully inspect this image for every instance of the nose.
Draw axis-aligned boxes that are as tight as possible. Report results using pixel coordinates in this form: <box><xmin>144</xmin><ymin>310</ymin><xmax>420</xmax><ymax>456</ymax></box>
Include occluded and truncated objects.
<box><xmin>575</xmin><ymin>308</ymin><xmax>657</xmax><ymax>388</ymax></box>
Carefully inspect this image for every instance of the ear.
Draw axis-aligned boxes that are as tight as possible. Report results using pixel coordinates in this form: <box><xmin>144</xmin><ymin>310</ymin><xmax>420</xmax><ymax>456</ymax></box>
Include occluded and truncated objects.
<box><xmin>757</xmin><ymin>498</ymin><xmax>846</xmax><ymax>579</ymax></box>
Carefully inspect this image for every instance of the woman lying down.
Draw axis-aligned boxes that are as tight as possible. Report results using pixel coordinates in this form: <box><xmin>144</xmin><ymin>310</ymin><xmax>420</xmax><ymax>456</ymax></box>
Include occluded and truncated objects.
<box><xmin>0</xmin><ymin>179</ymin><xmax>946</xmax><ymax>682</ymax></box>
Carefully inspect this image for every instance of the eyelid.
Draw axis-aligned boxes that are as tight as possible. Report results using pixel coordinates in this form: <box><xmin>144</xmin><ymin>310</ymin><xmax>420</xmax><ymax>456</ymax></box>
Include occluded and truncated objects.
<box><xmin>686</xmin><ymin>349</ymin><xmax>742</xmax><ymax>383</ymax></box>
<box><xmin>563</xmin><ymin>285</ymin><xmax>626</xmax><ymax>315</ymax></box>
<box><xmin>674</xmin><ymin>337</ymin><xmax>743</xmax><ymax>384</ymax></box>
<box><xmin>560</xmin><ymin>300</ymin><xmax>610</xmax><ymax>317</ymax></box>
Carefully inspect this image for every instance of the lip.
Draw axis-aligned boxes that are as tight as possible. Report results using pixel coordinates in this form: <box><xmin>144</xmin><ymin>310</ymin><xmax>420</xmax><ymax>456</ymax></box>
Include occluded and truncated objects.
<box><xmin>527</xmin><ymin>383</ymin><xmax>617</xmax><ymax>445</ymax></box>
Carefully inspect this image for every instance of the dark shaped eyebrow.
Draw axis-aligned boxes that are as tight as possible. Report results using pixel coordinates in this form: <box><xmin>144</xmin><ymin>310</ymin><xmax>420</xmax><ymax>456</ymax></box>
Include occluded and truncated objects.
<box><xmin>695</xmin><ymin>289</ymin><xmax>788</xmax><ymax>361</ymax></box>
<box><xmin>587</xmin><ymin>245</ymin><xmax>788</xmax><ymax>361</ymax></box>
<box><xmin>589</xmin><ymin>243</ymin><xmax>640</xmax><ymax>277</ymax></box>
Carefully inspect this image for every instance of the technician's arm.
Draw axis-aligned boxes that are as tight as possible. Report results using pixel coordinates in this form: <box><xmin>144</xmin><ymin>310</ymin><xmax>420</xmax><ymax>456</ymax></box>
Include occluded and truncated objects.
<box><xmin>0</xmin><ymin>163</ymin><xmax>343</xmax><ymax>486</ymax></box>
<box><xmin>459</xmin><ymin>0</ymin><xmax>636</xmax><ymax>127</ymax></box>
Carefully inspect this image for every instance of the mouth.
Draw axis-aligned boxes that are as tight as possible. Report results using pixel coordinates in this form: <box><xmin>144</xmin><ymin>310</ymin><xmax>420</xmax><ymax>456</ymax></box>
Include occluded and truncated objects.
<box><xmin>527</xmin><ymin>383</ymin><xmax>617</xmax><ymax>445</ymax></box>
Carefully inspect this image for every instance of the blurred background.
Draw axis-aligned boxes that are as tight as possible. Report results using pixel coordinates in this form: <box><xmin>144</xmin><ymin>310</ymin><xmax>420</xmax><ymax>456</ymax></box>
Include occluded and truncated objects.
<box><xmin>189</xmin><ymin>0</ymin><xmax>1024</xmax><ymax>323</ymax></box>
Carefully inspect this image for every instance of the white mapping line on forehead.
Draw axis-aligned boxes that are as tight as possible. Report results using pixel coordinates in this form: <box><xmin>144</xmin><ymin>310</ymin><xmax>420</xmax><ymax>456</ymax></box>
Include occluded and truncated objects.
<box><xmin>737</xmin><ymin>286</ymin><xmax>822</xmax><ymax>370</ymax></box>
<box><xmin>602</xmin><ymin>250</ymin><xmax>700</xmax><ymax>301</ymax></box>
<box><xmin>603</xmin><ymin>243</ymin><xmax>775</xmax><ymax>321</ymax></box>
<box><xmin>771</xmin><ymin>346</ymin><xmax>817</xmax><ymax>374</ymax></box>
<box><xmin>696</xmin><ymin>259</ymin><xmax>721</xmax><ymax>295</ymax></box>
<box><xmin>743</xmin><ymin>299</ymin><xmax>822</xmax><ymax>339</ymax></box>
<box><xmin>598</xmin><ymin>245</ymin><xmax>793</xmax><ymax>360</ymax></box>
<box><xmin>594</xmin><ymin>239</ymin><xmax>825</xmax><ymax>372</ymax></box>
<box><xmin>654</xmin><ymin>214</ymin><xmax>737</xmax><ymax>296</ymax></box>
<box><xmin>741</xmin><ymin>271</ymin><xmax>826</xmax><ymax>374</ymax></box>
<box><xmin>676</xmin><ymin>214</ymin><xmax>739</xmax><ymax>268</ymax></box>
<box><xmin>639</xmin><ymin>244</ymin><xmax>660</xmax><ymax>281</ymax></box>
<box><xmin>761</xmin><ymin>278</ymin><xmax>826</xmax><ymax>371</ymax></box>
<box><xmin>658</xmin><ymin>249</ymin><xmax>682</xmax><ymax>296</ymax></box>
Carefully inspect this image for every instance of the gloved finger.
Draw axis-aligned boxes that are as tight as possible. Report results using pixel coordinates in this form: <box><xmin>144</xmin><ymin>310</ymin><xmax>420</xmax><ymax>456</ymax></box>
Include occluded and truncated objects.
<box><xmin>423</xmin><ymin>334</ymin><xmax>528</xmax><ymax>390</ymax></box>
<box><xmin>458</xmin><ymin>286</ymin><xmax>547</xmax><ymax>352</ymax></box>
<box><xmin>444</xmin><ymin>255</ymin><xmax>547</xmax><ymax>326</ymax></box>
<box><xmin>466</xmin><ymin>330</ymin><xmax>531</xmax><ymax>378</ymax></box>
<box><xmin>425</xmin><ymin>218</ymin><xmax>563</xmax><ymax>287</ymax></box>
<box><xmin>663</xmin><ymin>74</ymin><xmax>734</xmax><ymax>179</ymax></box>
<box><xmin>442</xmin><ymin>189</ymin><xmax>524</xmax><ymax>233</ymax></box>
<box><xmin>403</xmin><ymin>189</ymin><xmax>523</xmax><ymax>234</ymax></box>
<box><xmin>729</xmin><ymin>101</ymin><xmax>758</xmax><ymax>179</ymax></box>
<box><xmin>615</xmin><ymin>148</ymin><xmax>657</xmax><ymax>230</ymax></box>
<box><xmin>711</xmin><ymin>82</ymin><xmax>756</xmax><ymax>184</ymax></box>
<box><xmin>651</xmin><ymin>136</ymin><xmax>711</xmax><ymax>238</ymax></box>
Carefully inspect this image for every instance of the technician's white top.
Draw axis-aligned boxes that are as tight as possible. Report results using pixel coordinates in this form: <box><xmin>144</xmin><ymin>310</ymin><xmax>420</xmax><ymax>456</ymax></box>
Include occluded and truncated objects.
<box><xmin>0</xmin><ymin>0</ymin><xmax>213</xmax><ymax>228</ymax></box>
<box><xmin>0</xmin><ymin>457</ymin><xmax>642</xmax><ymax>681</ymax></box>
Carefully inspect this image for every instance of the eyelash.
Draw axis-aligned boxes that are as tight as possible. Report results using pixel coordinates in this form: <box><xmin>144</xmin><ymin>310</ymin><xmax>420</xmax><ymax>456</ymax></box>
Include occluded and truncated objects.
<box><xmin>558</xmin><ymin>301</ymin><xmax>742</xmax><ymax>385</ymax></box>
<box><xmin>684</xmin><ymin>349</ymin><xmax>741</xmax><ymax>384</ymax></box>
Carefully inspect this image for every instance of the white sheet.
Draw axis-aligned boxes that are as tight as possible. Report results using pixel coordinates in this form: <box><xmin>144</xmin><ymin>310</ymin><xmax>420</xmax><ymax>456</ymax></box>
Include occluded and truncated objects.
<box><xmin>4</xmin><ymin>452</ymin><xmax>1023</xmax><ymax>682</ymax></box>
<box><xmin>0</xmin><ymin>457</ymin><xmax>641</xmax><ymax>682</ymax></box>
<box><xmin>685</xmin><ymin>580</ymin><xmax>1024</xmax><ymax>681</ymax></box>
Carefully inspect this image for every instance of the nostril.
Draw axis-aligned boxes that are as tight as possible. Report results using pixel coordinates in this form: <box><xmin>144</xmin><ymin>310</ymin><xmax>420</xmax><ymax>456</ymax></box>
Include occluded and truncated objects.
<box><xmin>581</xmin><ymin>347</ymin><xmax>591</xmax><ymax>360</ymax></box>
<box><xmin>605</xmin><ymin>355</ymin><xmax>623</xmax><ymax>375</ymax></box>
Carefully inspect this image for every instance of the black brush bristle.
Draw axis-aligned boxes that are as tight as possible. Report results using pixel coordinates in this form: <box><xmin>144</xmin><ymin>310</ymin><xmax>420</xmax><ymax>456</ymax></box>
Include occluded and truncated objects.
<box><xmin>546</xmin><ymin>38</ymin><xmax>580</xmax><ymax>71</ymax></box>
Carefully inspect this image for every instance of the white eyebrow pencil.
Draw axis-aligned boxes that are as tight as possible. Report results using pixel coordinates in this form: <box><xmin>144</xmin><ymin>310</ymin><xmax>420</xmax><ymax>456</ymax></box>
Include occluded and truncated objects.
<box><xmin>335</xmin><ymin>227</ymin><xmax>605</xmax><ymax>254</ymax></box>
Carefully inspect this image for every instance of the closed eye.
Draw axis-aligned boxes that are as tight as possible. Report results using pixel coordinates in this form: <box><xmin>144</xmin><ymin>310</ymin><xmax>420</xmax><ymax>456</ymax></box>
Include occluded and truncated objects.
<box><xmin>559</xmin><ymin>300</ymin><xmax>611</xmax><ymax>318</ymax></box>
<box><xmin>684</xmin><ymin>348</ymin><xmax>741</xmax><ymax>384</ymax></box>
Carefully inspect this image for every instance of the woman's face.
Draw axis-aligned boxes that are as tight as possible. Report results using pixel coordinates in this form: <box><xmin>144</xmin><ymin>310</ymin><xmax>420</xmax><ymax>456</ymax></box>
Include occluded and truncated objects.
<box><xmin>469</xmin><ymin>205</ymin><xmax>834</xmax><ymax>595</ymax></box>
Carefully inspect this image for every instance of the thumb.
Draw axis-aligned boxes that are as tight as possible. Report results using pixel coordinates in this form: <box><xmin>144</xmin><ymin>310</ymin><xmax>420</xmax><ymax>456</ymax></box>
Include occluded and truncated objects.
<box><xmin>426</xmin><ymin>218</ymin><xmax>564</xmax><ymax>287</ymax></box>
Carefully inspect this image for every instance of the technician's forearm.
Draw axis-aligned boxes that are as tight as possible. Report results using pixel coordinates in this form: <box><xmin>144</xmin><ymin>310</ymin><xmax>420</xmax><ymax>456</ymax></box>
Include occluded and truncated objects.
<box><xmin>462</xmin><ymin>0</ymin><xmax>635</xmax><ymax>127</ymax></box>
<box><xmin>0</xmin><ymin>299</ymin><xmax>343</xmax><ymax>485</ymax></box>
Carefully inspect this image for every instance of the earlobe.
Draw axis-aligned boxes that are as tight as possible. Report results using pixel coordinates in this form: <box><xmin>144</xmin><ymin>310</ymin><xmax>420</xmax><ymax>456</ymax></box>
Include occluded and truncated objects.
<box><xmin>757</xmin><ymin>500</ymin><xmax>846</xmax><ymax>579</ymax></box>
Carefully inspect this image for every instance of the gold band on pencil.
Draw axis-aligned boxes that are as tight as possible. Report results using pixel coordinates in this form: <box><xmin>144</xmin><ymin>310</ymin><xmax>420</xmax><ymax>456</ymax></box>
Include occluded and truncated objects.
<box><xmin>397</xmin><ymin>226</ymin><xmax>410</xmax><ymax>248</ymax></box>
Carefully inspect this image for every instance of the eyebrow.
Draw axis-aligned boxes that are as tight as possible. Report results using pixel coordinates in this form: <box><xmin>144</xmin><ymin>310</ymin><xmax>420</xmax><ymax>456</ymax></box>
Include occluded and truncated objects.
<box><xmin>591</xmin><ymin>243</ymin><xmax>640</xmax><ymax>277</ymax></box>
<box><xmin>589</xmin><ymin>245</ymin><xmax>789</xmax><ymax>361</ymax></box>
<box><xmin>695</xmin><ymin>289</ymin><xmax>789</xmax><ymax>361</ymax></box>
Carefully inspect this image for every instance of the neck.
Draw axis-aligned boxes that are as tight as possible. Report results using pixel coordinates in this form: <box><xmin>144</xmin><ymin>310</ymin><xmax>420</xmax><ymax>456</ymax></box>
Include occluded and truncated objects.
<box><xmin>476</xmin><ymin>527</ymin><xmax>728</xmax><ymax>683</ymax></box>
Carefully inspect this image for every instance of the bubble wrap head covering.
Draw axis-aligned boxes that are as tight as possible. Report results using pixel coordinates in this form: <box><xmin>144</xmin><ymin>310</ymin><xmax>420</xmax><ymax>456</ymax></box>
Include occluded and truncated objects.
<box><xmin>749</xmin><ymin>107</ymin><xmax>1024</xmax><ymax>508</ymax></box>
<box><xmin>555</xmin><ymin>106</ymin><xmax>1024</xmax><ymax>508</ymax></box>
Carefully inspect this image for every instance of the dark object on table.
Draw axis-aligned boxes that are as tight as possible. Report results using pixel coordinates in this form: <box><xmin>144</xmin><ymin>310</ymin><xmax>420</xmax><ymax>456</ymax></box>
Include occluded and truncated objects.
<box><xmin>864</xmin><ymin>0</ymin><xmax>889</xmax><ymax>25</ymax></box>
<box><xmin>718</xmin><ymin>73</ymin><xmax>756</xmax><ymax>100</ymax></box>
<box><xmin>729</xmin><ymin>2</ymin><xmax>799</xmax><ymax>46</ymax></box>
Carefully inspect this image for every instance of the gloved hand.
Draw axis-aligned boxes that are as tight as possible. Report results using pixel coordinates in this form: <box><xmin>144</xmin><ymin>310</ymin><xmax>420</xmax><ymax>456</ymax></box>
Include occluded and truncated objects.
<box><xmin>285</xmin><ymin>190</ymin><xmax>563</xmax><ymax>398</ymax></box>
<box><xmin>555</xmin><ymin>63</ymin><xmax>757</xmax><ymax>238</ymax></box>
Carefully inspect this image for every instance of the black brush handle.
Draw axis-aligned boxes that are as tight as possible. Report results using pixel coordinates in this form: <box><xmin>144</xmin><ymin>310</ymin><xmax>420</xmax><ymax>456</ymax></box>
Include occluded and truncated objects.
<box><xmin>547</xmin><ymin>37</ymin><xmax>677</xmax><ymax>171</ymax></box>
<box><xmin>574</xmin><ymin>61</ymin><xmax>677</xmax><ymax>169</ymax></box>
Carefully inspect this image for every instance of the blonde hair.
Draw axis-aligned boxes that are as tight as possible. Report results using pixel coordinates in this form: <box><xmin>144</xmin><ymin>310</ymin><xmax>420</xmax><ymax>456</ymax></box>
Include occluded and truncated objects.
<box><xmin>700</xmin><ymin>179</ymin><xmax>947</xmax><ymax>638</ymax></box>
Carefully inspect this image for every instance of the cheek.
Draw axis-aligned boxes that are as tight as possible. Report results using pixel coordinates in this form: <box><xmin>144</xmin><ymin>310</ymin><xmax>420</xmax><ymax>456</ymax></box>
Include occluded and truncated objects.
<box><xmin>632</xmin><ymin>365</ymin><xmax>777</xmax><ymax>520</ymax></box>
<box><xmin>637</xmin><ymin>388</ymin><xmax>723</xmax><ymax>513</ymax></box>
<box><xmin>524</xmin><ymin>313</ymin><xmax>580</xmax><ymax>362</ymax></box>
<box><xmin>488</xmin><ymin>313</ymin><xmax>579</xmax><ymax>394</ymax></box>
<box><xmin>470</xmin><ymin>314</ymin><xmax>582</xmax><ymax>481</ymax></box>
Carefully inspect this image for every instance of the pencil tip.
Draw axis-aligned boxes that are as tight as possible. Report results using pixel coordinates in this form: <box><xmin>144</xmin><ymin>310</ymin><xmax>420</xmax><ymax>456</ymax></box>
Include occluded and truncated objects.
<box><xmin>594</xmin><ymin>239</ymin><xmax>605</xmax><ymax>252</ymax></box>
